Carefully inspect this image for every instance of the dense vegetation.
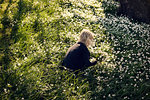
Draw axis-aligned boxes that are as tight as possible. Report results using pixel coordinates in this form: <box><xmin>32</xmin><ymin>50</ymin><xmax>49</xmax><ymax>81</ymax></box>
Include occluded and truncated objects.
<box><xmin>0</xmin><ymin>0</ymin><xmax>149</xmax><ymax>99</ymax></box>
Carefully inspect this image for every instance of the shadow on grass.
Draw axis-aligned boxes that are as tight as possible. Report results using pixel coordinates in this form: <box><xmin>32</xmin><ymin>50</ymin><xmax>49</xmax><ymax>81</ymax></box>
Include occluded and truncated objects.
<box><xmin>0</xmin><ymin>0</ymin><xmax>34</xmax><ymax>99</ymax></box>
<box><xmin>0</xmin><ymin>0</ymin><xmax>12</xmax><ymax>68</ymax></box>
<box><xmin>0</xmin><ymin>0</ymin><xmax>4</xmax><ymax>4</ymax></box>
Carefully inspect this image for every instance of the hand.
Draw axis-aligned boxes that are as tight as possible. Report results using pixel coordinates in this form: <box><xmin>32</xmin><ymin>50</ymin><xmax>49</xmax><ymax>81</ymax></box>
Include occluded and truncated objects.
<box><xmin>92</xmin><ymin>60</ymin><xmax>97</xmax><ymax>65</ymax></box>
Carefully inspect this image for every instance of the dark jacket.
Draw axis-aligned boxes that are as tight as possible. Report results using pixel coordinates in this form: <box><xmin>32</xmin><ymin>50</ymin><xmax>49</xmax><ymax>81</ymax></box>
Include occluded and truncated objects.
<box><xmin>62</xmin><ymin>42</ymin><xmax>97</xmax><ymax>71</ymax></box>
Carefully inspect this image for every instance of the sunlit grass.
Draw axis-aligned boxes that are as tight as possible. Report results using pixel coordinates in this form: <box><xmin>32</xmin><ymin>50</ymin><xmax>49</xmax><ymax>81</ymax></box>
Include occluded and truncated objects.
<box><xmin>0</xmin><ymin>0</ymin><xmax>150</xmax><ymax>99</ymax></box>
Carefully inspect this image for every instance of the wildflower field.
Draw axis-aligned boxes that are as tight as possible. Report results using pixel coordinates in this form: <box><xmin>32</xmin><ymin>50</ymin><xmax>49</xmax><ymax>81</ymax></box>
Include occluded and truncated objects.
<box><xmin>0</xmin><ymin>0</ymin><xmax>150</xmax><ymax>99</ymax></box>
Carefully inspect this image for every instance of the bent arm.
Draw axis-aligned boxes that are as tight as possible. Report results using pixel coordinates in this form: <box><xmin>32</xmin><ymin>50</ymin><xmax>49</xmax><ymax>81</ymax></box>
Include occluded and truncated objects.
<box><xmin>84</xmin><ymin>56</ymin><xmax>97</xmax><ymax>67</ymax></box>
<box><xmin>82</xmin><ymin>47</ymin><xmax>97</xmax><ymax>68</ymax></box>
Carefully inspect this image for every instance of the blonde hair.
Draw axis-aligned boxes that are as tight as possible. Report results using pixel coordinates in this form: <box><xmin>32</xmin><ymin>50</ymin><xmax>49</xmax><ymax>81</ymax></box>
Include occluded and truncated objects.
<box><xmin>78</xmin><ymin>29</ymin><xmax>94</xmax><ymax>47</ymax></box>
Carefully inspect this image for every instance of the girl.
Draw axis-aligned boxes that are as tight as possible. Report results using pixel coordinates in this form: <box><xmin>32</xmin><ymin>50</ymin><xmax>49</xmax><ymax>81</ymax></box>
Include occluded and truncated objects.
<box><xmin>62</xmin><ymin>29</ymin><xmax>97</xmax><ymax>71</ymax></box>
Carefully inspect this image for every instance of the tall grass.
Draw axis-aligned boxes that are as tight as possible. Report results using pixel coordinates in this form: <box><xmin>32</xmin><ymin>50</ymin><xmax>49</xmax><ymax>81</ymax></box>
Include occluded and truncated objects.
<box><xmin>0</xmin><ymin>0</ymin><xmax>149</xmax><ymax>99</ymax></box>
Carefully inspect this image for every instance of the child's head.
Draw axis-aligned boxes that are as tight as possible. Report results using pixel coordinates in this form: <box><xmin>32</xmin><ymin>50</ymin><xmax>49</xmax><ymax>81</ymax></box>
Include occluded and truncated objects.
<box><xmin>78</xmin><ymin>29</ymin><xmax>94</xmax><ymax>47</ymax></box>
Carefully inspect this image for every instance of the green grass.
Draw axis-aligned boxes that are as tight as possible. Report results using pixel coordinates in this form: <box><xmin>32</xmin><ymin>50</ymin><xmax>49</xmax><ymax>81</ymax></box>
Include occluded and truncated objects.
<box><xmin>0</xmin><ymin>0</ymin><xmax>150</xmax><ymax>99</ymax></box>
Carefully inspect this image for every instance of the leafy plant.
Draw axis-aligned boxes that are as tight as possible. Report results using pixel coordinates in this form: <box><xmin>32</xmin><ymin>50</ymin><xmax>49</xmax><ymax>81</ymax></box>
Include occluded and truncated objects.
<box><xmin>0</xmin><ymin>0</ymin><xmax>149</xmax><ymax>100</ymax></box>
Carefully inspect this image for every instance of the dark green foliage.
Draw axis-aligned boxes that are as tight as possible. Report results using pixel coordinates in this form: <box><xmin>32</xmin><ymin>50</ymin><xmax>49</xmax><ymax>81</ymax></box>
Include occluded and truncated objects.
<box><xmin>0</xmin><ymin>0</ymin><xmax>149</xmax><ymax>99</ymax></box>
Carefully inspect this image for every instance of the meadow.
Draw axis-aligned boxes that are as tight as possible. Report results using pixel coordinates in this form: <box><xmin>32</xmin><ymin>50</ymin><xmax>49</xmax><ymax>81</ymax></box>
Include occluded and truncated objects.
<box><xmin>0</xmin><ymin>0</ymin><xmax>150</xmax><ymax>99</ymax></box>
